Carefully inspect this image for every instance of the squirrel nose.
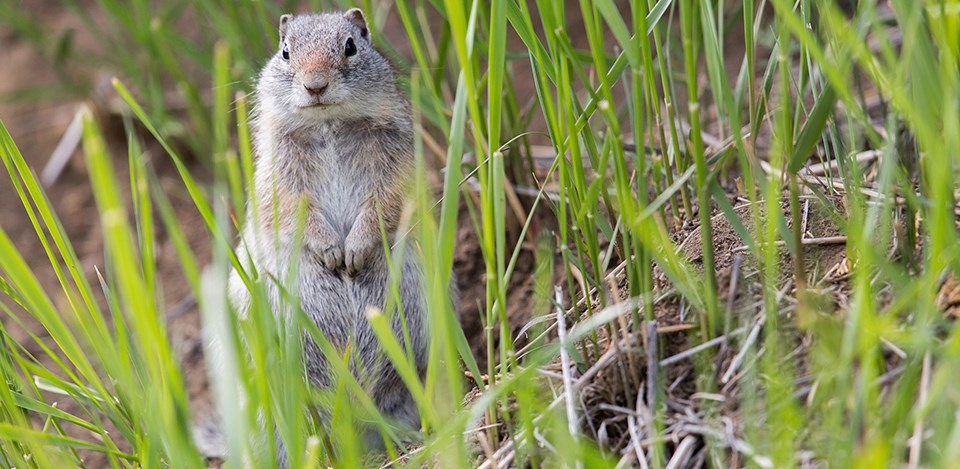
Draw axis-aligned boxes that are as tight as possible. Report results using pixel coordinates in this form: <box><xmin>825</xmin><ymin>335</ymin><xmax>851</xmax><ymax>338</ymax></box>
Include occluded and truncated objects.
<box><xmin>303</xmin><ymin>80</ymin><xmax>329</xmax><ymax>97</ymax></box>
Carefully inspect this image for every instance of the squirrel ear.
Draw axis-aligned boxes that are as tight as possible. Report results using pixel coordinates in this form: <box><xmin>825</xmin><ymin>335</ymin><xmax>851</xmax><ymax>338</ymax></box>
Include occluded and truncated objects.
<box><xmin>279</xmin><ymin>14</ymin><xmax>292</xmax><ymax>40</ymax></box>
<box><xmin>344</xmin><ymin>8</ymin><xmax>370</xmax><ymax>42</ymax></box>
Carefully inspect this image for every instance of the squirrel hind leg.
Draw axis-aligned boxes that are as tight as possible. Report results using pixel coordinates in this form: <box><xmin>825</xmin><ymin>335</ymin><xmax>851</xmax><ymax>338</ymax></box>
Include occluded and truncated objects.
<box><xmin>192</xmin><ymin>416</ymin><xmax>227</xmax><ymax>459</ymax></box>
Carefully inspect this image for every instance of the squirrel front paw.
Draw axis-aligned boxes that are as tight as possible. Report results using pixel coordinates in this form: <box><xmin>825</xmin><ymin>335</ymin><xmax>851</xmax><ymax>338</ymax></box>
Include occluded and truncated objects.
<box><xmin>344</xmin><ymin>234</ymin><xmax>379</xmax><ymax>276</ymax></box>
<box><xmin>307</xmin><ymin>238</ymin><xmax>344</xmax><ymax>271</ymax></box>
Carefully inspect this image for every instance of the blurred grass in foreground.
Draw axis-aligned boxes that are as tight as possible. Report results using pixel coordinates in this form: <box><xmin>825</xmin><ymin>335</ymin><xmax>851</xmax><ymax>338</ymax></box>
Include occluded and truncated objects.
<box><xmin>1</xmin><ymin>0</ymin><xmax>960</xmax><ymax>467</ymax></box>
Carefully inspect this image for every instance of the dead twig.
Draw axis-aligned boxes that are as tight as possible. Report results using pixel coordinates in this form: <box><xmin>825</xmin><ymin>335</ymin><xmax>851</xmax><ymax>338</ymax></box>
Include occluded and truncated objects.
<box><xmin>800</xmin><ymin>150</ymin><xmax>880</xmax><ymax>177</ymax></box>
<box><xmin>907</xmin><ymin>352</ymin><xmax>931</xmax><ymax>469</ymax></box>
<box><xmin>731</xmin><ymin>236</ymin><xmax>847</xmax><ymax>253</ymax></box>
<box><xmin>725</xmin><ymin>254</ymin><xmax>744</xmax><ymax>316</ymax></box>
<box><xmin>665</xmin><ymin>436</ymin><xmax>698</xmax><ymax>469</ymax></box>
<box><xmin>475</xmin><ymin>431</ymin><xmax>498</xmax><ymax>468</ymax></box>
<box><xmin>659</xmin><ymin>327</ymin><xmax>747</xmax><ymax>367</ymax></box>
<box><xmin>475</xmin><ymin>438</ymin><xmax>515</xmax><ymax>469</ymax></box>
<box><xmin>646</xmin><ymin>319</ymin><xmax>658</xmax><ymax>417</ymax></box>
<box><xmin>627</xmin><ymin>415</ymin><xmax>651</xmax><ymax>469</ymax></box>
<box><xmin>555</xmin><ymin>286</ymin><xmax>581</xmax><ymax>449</ymax></box>
<box><xmin>680</xmin><ymin>424</ymin><xmax>772</xmax><ymax>468</ymax></box>
<box><xmin>575</xmin><ymin>336</ymin><xmax>633</xmax><ymax>388</ymax></box>
<box><xmin>41</xmin><ymin>105</ymin><xmax>87</xmax><ymax>187</ymax></box>
<box><xmin>721</xmin><ymin>312</ymin><xmax>766</xmax><ymax>384</ymax></box>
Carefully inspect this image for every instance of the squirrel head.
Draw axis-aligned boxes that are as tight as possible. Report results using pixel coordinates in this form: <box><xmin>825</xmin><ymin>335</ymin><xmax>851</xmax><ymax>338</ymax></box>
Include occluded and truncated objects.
<box><xmin>257</xmin><ymin>10</ymin><xmax>401</xmax><ymax>126</ymax></box>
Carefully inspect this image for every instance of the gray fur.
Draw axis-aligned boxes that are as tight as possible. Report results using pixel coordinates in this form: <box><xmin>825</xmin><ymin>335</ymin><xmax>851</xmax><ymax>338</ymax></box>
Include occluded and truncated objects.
<box><xmin>221</xmin><ymin>9</ymin><xmax>428</xmax><ymax>460</ymax></box>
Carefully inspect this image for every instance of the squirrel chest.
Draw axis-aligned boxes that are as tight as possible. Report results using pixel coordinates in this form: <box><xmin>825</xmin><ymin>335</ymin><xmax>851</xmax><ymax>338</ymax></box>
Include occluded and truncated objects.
<box><xmin>265</xmin><ymin>121</ymin><xmax>382</xmax><ymax>240</ymax></box>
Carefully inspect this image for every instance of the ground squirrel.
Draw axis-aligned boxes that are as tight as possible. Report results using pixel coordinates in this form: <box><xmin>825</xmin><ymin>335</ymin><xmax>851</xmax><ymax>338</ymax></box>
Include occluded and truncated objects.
<box><xmin>221</xmin><ymin>8</ymin><xmax>429</xmax><ymax>457</ymax></box>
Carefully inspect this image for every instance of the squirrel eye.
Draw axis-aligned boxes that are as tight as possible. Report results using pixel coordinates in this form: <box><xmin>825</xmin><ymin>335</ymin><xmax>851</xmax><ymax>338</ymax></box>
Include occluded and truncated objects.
<box><xmin>281</xmin><ymin>44</ymin><xmax>290</xmax><ymax>61</ymax></box>
<box><xmin>344</xmin><ymin>37</ymin><xmax>357</xmax><ymax>57</ymax></box>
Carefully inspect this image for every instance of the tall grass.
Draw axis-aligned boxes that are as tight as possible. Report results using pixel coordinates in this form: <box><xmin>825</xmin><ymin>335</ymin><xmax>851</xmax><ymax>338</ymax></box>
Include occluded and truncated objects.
<box><xmin>1</xmin><ymin>0</ymin><xmax>959</xmax><ymax>467</ymax></box>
